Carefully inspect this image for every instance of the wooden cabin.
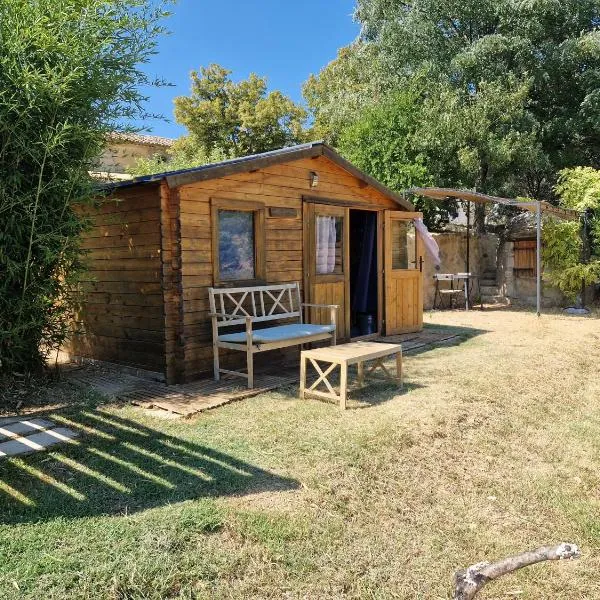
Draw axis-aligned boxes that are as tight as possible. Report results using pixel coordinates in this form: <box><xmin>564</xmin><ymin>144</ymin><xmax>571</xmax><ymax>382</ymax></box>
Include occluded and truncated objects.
<box><xmin>71</xmin><ymin>142</ymin><xmax>424</xmax><ymax>383</ymax></box>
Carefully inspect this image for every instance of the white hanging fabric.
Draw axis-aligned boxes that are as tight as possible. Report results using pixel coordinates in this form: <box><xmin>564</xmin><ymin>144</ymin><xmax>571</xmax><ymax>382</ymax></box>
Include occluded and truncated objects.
<box><xmin>414</xmin><ymin>218</ymin><xmax>440</xmax><ymax>267</ymax></box>
<box><xmin>316</xmin><ymin>216</ymin><xmax>337</xmax><ymax>274</ymax></box>
<box><xmin>326</xmin><ymin>217</ymin><xmax>336</xmax><ymax>273</ymax></box>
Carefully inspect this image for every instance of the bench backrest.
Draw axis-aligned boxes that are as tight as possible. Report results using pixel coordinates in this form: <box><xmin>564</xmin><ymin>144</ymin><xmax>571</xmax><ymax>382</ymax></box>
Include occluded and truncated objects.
<box><xmin>208</xmin><ymin>283</ymin><xmax>302</xmax><ymax>328</ymax></box>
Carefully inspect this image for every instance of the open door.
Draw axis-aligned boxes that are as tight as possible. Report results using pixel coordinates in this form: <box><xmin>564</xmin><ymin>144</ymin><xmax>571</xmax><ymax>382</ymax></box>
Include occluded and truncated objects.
<box><xmin>304</xmin><ymin>203</ymin><xmax>350</xmax><ymax>341</ymax></box>
<box><xmin>384</xmin><ymin>211</ymin><xmax>423</xmax><ymax>335</ymax></box>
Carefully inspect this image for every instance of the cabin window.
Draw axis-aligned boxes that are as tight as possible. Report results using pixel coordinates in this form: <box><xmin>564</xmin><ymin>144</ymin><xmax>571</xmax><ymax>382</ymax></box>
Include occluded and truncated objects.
<box><xmin>212</xmin><ymin>199</ymin><xmax>265</xmax><ymax>285</ymax></box>
<box><xmin>316</xmin><ymin>215</ymin><xmax>343</xmax><ymax>274</ymax></box>
<box><xmin>218</xmin><ymin>210</ymin><xmax>256</xmax><ymax>280</ymax></box>
<box><xmin>391</xmin><ymin>219</ymin><xmax>417</xmax><ymax>270</ymax></box>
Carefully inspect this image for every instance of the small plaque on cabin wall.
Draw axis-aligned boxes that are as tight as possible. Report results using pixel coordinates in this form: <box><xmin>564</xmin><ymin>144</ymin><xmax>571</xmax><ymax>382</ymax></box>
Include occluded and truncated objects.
<box><xmin>268</xmin><ymin>207</ymin><xmax>298</xmax><ymax>218</ymax></box>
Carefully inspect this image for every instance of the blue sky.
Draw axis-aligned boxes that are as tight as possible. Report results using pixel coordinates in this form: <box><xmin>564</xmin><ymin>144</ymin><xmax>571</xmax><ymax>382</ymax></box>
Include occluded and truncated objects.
<box><xmin>139</xmin><ymin>0</ymin><xmax>359</xmax><ymax>138</ymax></box>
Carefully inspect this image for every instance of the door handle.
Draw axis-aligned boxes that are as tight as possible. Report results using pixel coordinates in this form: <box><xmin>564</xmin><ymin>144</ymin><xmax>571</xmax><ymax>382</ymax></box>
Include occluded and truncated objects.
<box><xmin>419</xmin><ymin>256</ymin><xmax>423</xmax><ymax>272</ymax></box>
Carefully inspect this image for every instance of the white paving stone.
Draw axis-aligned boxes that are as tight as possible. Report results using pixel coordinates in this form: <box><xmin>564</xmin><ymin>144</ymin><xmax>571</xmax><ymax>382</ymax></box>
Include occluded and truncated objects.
<box><xmin>0</xmin><ymin>418</ymin><xmax>55</xmax><ymax>441</ymax></box>
<box><xmin>0</xmin><ymin>426</ymin><xmax>79</xmax><ymax>458</ymax></box>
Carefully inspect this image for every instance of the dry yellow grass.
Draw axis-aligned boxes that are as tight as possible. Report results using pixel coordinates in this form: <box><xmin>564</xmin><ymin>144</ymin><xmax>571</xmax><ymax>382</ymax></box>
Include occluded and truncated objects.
<box><xmin>217</xmin><ymin>308</ymin><xmax>600</xmax><ymax>598</ymax></box>
<box><xmin>2</xmin><ymin>308</ymin><xmax>600</xmax><ymax>599</ymax></box>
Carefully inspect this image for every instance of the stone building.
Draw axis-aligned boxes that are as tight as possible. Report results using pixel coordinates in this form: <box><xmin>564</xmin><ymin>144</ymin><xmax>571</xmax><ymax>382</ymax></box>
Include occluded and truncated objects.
<box><xmin>92</xmin><ymin>132</ymin><xmax>174</xmax><ymax>180</ymax></box>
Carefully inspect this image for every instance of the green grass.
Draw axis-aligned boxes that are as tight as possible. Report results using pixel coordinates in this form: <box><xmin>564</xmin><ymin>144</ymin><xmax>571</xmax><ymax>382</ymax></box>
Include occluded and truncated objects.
<box><xmin>1</xmin><ymin>309</ymin><xmax>600</xmax><ymax>598</ymax></box>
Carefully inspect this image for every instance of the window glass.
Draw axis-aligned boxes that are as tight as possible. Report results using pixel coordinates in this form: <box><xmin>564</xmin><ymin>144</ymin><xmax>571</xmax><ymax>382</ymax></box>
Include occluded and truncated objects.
<box><xmin>391</xmin><ymin>220</ymin><xmax>417</xmax><ymax>270</ymax></box>
<box><xmin>316</xmin><ymin>215</ymin><xmax>343</xmax><ymax>274</ymax></box>
<box><xmin>218</xmin><ymin>210</ymin><xmax>255</xmax><ymax>280</ymax></box>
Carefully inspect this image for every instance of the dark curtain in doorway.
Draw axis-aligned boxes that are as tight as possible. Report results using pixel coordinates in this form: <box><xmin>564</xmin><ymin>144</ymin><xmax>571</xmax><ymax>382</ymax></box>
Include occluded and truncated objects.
<box><xmin>352</xmin><ymin>213</ymin><xmax>377</xmax><ymax>313</ymax></box>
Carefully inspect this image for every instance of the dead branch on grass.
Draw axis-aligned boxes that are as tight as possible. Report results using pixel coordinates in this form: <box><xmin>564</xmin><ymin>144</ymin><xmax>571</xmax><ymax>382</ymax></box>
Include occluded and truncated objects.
<box><xmin>454</xmin><ymin>543</ymin><xmax>581</xmax><ymax>600</ymax></box>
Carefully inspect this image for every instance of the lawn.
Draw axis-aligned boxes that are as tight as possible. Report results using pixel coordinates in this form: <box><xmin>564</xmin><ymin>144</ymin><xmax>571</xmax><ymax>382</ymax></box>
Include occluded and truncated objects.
<box><xmin>1</xmin><ymin>309</ymin><xmax>599</xmax><ymax>599</ymax></box>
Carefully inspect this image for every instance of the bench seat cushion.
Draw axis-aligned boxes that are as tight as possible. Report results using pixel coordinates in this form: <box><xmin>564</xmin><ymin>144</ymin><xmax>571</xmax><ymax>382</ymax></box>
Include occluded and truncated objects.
<box><xmin>218</xmin><ymin>323</ymin><xmax>335</xmax><ymax>344</ymax></box>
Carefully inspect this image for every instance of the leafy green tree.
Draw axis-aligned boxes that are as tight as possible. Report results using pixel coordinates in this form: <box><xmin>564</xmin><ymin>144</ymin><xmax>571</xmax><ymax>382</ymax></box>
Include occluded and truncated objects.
<box><xmin>542</xmin><ymin>167</ymin><xmax>600</xmax><ymax>301</ymax></box>
<box><xmin>355</xmin><ymin>0</ymin><xmax>600</xmax><ymax>192</ymax></box>
<box><xmin>303</xmin><ymin>42</ymin><xmax>395</xmax><ymax>143</ymax></box>
<box><xmin>337</xmin><ymin>87</ymin><xmax>457</xmax><ymax>229</ymax></box>
<box><xmin>173</xmin><ymin>64</ymin><xmax>308</xmax><ymax>157</ymax></box>
<box><xmin>0</xmin><ymin>0</ymin><xmax>169</xmax><ymax>373</ymax></box>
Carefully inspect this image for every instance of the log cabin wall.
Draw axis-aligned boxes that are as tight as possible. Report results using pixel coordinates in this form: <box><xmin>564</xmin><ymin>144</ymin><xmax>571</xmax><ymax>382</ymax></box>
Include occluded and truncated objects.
<box><xmin>177</xmin><ymin>155</ymin><xmax>399</xmax><ymax>381</ymax></box>
<box><xmin>71</xmin><ymin>183</ymin><xmax>166</xmax><ymax>375</ymax></box>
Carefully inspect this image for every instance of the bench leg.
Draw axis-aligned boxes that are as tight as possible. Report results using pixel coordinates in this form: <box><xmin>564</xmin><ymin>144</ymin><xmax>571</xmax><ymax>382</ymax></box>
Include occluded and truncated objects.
<box><xmin>299</xmin><ymin>353</ymin><xmax>306</xmax><ymax>400</ymax></box>
<box><xmin>339</xmin><ymin>363</ymin><xmax>348</xmax><ymax>410</ymax></box>
<box><xmin>246</xmin><ymin>346</ymin><xmax>254</xmax><ymax>389</ymax></box>
<box><xmin>213</xmin><ymin>343</ymin><xmax>220</xmax><ymax>382</ymax></box>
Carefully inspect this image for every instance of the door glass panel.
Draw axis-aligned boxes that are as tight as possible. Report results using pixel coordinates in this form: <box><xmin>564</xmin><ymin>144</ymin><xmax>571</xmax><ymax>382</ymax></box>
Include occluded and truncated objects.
<box><xmin>316</xmin><ymin>215</ymin><xmax>343</xmax><ymax>274</ymax></box>
<box><xmin>391</xmin><ymin>220</ymin><xmax>417</xmax><ymax>270</ymax></box>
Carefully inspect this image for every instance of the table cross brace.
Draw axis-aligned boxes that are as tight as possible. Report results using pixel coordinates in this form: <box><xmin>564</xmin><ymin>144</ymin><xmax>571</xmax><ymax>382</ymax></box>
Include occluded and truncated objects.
<box><xmin>308</xmin><ymin>358</ymin><xmax>338</xmax><ymax>395</ymax></box>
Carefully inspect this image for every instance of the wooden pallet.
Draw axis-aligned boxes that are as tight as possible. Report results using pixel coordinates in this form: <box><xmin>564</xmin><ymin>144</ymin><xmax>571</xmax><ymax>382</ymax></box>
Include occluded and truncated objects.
<box><xmin>126</xmin><ymin>373</ymin><xmax>298</xmax><ymax>417</ymax></box>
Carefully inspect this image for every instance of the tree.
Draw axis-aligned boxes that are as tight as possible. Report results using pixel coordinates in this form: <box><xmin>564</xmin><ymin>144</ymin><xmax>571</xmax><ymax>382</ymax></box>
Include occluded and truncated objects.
<box><xmin>303</xmin><ymin>42</ymin><xmax>395</xmax><ymax>143</ymax></box>
<box><xmin>354</xmin><ymin>0</ymin><xmax>600</xmax><ymax>195</ymax></box>
<box><xmin>0</xmin><ymin>0</ymin><xmax>170</xmax><ymax>373</ymax></box>
<box><xmin>173</xmin><ymin>64</ymin><xmax>308</xmax><ymax>158</ymax></box>
<box><xmin>337</xmin><ymin>87</ymin><xmax>458</xmax><ymax>229</ymax></box>
<box><xmin>542</xmin><ymin>167</ymin><xmax>600</xmax><ymax>301</ymax></box>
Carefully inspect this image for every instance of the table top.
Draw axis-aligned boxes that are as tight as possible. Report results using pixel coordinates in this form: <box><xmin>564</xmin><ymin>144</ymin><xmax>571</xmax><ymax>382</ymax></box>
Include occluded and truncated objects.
<box><xmin>301</xmin><ymin>341</ymin><xmax>402</xmax><ymax>365</ymax></box>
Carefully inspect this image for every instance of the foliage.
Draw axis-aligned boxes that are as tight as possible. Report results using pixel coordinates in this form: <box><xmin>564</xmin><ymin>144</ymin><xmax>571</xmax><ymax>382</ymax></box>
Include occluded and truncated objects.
<box><xmin>307</xmin><ymin>0</ymin><xmax>600</xmax><ymax>207</ymax></box>
<box><xmin>542</xmin><ymin>167</ymin><xmax>600</xmax><ymax>300</ymax></box>
<box><xmin>555</xmin><ymin>167</ymin><xmax>600</xmax><ymax>212</ymax></box>
<box><xmin>303</xmin><ymin>42</ymin><xmax>396</xmax><ymax>143</ymax></box>
<box><xmin>128</xmin><ymin>142</ymin><xmax>227</xmax><ymax>176</ymax></box>
<box><xmin>355</xmin><ymin>0</ymin><xmax>600</xmax><ymax>176</ymax></box>
<box><xmin>173</xmin><ymin>64</ymin><xmax>308</xmax><ymax>158</ymax></box>
<box><xmin>0</xmin><ymin>0</ymin><xmax>169</xmax><ymax>373</ymax></box>
<box><xmin>337</xmin><ymin>88</ymin><xmax>457</xmax><ymax>229</ymax></box>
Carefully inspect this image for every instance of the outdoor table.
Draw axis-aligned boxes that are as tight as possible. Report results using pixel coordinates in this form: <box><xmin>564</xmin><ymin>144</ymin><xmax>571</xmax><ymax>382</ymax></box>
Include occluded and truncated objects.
<box><xmin>300</xmin><ymin>341</ymin><xmax>402</xmax><ymax>409</ymax></box>
<box><xmin>454</xmin><ymin>273</ymin><xmax>482</xmax><ymax>310</ymax></box>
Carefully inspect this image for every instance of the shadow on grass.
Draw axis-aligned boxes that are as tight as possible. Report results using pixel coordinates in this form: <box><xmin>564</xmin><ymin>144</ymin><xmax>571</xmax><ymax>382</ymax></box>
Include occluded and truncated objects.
<box><xmin>0</xmin><ymin>408</ymin><xmax>299</xmax><ymax>525</ymax></box>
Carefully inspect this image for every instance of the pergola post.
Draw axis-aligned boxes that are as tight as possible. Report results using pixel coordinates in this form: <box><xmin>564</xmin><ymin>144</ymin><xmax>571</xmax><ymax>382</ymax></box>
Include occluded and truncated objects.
<box><xmin>466</xmin><ymin>200</ymin><xmax>471</xmax><ymax>274</ymax></box>
<box><xmin>536</xmin><ymin>200</ymin><xmax>541</xmax><ymax>317</ymax></box>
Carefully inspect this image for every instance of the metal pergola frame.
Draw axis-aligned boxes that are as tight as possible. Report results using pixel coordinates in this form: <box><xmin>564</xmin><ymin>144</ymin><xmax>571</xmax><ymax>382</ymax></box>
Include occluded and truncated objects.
<box><xmin>406</xmin><ymin>187</ymin><xmax>581</xmax><ymax>316</ymax></box>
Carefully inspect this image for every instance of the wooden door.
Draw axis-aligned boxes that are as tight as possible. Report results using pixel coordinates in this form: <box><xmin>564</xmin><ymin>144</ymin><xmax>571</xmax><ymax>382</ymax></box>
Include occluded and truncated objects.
<box><xmin>384</xmin><ymin>211</ymin><xmax>423</xmax><ymax>335</ymax></box>
<box><xmin>304</xmin><ymin>203</ymin><xmax>350</xmax><ymax>341</ymax></box>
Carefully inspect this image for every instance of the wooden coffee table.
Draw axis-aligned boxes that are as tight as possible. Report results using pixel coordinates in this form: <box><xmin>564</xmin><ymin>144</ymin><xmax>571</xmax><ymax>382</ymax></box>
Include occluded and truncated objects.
<box><xmin>299</xmin><ymin>341</ymin><xmax>402</xmax><ymax>409</ymax></box>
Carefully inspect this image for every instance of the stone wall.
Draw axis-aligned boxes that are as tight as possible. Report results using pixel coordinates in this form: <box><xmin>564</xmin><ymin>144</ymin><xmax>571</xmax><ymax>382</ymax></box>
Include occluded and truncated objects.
<box><xmin>422</xmin><ymin>232</ymin><xmax>498</xmax><ymax>309</ymax></box>
<box><xmin>497</xmin><ymin>240</ymin><xmax>569</xmax><ymax>307</ymax></box>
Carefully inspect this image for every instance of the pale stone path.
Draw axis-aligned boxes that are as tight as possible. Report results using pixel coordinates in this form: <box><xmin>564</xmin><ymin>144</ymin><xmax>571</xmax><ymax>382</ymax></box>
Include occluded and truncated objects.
<box><xmin>0</xmin><ymin>417</ymin><xmax>79</xmax><ymax>458</ymax></box>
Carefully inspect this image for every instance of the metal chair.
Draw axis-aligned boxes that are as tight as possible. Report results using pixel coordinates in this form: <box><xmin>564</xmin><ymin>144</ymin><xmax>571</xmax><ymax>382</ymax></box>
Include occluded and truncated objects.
<box><xmin>433</xmin><ymin>274</ymin><xmax>464</xmax><ymax>309</ymax></box>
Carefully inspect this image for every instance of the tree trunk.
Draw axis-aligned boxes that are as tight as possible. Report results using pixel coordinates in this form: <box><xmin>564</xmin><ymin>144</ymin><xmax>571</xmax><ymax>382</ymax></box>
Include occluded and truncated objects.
<box><xmin>454</xmin><ymin>543</ymin><xmax>580</xmax><ymax>600</ymax></box>
<box><xmin>474</xmin><ymin>161</ymin><xmax>489</xmax><ymax>235</ymax></box>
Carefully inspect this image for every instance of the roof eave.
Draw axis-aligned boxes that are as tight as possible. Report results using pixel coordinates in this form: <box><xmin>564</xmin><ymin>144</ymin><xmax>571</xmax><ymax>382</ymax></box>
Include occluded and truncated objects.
<box><xmin>99</xmin><ymin>141</ymin><xmax>415</xmax><ymax>211</ymax></box>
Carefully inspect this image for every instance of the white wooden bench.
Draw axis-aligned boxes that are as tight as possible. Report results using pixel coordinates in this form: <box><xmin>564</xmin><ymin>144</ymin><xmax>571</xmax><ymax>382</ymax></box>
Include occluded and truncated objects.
<box><xmin>209</xmin><ymin>283</ymin><xmax>338</xmax><ymax>388</ymax></box>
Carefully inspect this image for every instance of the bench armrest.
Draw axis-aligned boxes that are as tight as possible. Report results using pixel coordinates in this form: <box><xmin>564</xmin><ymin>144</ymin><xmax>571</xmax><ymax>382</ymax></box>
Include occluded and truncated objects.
<box><xmin>302</xmin><ymin>303</ymin><xmax>338</xmax><ymax>331</ymax></box>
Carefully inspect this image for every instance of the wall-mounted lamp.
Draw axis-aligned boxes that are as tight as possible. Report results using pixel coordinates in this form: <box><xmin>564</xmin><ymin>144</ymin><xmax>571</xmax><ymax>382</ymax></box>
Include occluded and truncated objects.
<box><xmin>309</xmin><ymin>171</ymin><xmax>319</xmax><ymax>187</ymax></box>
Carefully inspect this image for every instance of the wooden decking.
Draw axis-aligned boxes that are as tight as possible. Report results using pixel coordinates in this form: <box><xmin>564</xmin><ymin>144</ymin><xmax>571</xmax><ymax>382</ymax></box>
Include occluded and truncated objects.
<box><xmin>65</xmin><ymin>326</ymin><xmax>467</xmax><ymax>417</ymax></box>
<box><xmin>66</xmin><ymin>364</ymin><xmax>297</xmax><ymax>417</ymax></box>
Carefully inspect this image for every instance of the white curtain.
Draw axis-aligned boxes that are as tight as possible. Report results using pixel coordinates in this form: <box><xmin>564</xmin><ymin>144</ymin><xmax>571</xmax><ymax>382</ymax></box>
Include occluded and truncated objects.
<box><xmin>316</xmin><ymin>216</ymin><xmax>337</xmax><ymax>274</ymax></box>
